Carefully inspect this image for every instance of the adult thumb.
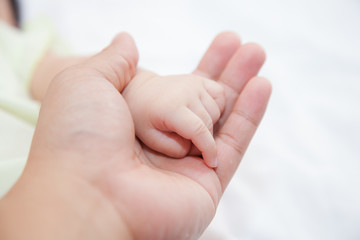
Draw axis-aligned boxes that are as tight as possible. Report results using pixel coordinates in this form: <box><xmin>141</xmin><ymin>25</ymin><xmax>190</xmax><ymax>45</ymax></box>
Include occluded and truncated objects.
<box><xmin>85</xmin><ymin>32</ymin><xmax>139</xmax><ymax>91</ymax></box>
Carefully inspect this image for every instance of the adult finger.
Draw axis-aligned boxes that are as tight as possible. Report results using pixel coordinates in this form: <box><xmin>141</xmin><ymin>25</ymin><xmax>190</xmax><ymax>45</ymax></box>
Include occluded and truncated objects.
<box><xmin>215</xmin><ymin>43</ymin><xmax>266</xmax><ymax>131</ymax></box>
<box><xmin>219</xmin><ymin>42</ymin><xmax>266</xmax><ymax>94</ymax></box>
<box><xmin>215</xmin><ymin>76</ymin><xmax>272</xmax><ymax>191</ymax></box>
<box><xmin>194</xmin><ymin>32</ymin><xmax>241</xmax><ymax>80</ymax></box>
<box><xmin>85</xmin><ymin>32</ymin><xmax>139</xmax><ymax>91</ymax></box>
<box><xmin>35</xmin><ymin>33</ymin><xmax>139</xmax><ymax>166</ymax></box>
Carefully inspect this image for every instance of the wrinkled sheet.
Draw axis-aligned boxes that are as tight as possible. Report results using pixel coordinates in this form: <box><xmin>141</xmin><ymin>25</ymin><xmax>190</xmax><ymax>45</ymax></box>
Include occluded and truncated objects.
<box><xmin>20</xmin><ymin>0</ymin><xmax>360</xmax><ymax>239</ymax></box>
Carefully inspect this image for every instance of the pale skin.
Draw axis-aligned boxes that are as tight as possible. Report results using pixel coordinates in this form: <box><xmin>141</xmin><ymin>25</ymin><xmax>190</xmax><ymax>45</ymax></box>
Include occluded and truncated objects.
<box><xmin>1</xmin><ymin>10</ymin><xmax>221</xmax><ymax>167</ymax></box>
<box><xmin>0</xmin><ymin>0</ymin><xmax>16</xmax><ymax>26</ymax></box>
<box><xmin>0</xmin><ymin>31</ymin><xmax>271</xmax><ymax>239</ymax></box>
<box><xmin>1</xmin><ymin>3</ymin><xmax>270</xmax><ymax>239</ymax></box>
<box><xmin>0</xmin><ymin>0</ymin><xmax>87</xmax><ymax>100</ymax></box>
<box><xmin>1</xmin><ymin>1</ymin><xmax>225</xmax><ymax>165</ymax></box>
<box><xmin>33</xmin><ymin>57</ymin><xmax>224</xmax><ymax>168</ymax></box>
<box><xmin>1</xmin><ymin>3</ymin><xmax>271</xmax><ymax>238</ymax></box>
<box><xmin>123</xmin><ymin>70</ymin><xmax>226</xmax><ymax>168</ymax></box>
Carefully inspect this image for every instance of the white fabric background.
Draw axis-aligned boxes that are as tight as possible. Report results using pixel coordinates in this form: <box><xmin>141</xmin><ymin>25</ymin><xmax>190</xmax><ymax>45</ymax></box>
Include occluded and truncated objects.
<box><xmin>19</xmin><ymin>0</ymin><xmax>360</xmax><ymax>239</ymax></box>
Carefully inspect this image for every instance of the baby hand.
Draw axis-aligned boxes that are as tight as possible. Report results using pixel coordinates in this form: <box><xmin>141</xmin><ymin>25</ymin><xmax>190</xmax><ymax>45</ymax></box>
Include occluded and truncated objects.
<box><xmin>123</xmin><ymin>70</ymin><xmax>225</xmax><ymax>168</ymax></box>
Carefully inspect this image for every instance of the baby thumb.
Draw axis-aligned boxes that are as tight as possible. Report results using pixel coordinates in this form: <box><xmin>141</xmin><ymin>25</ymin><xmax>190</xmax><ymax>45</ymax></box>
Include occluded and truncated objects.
<box><xmin>85</xmin><ymin>32</ymin><xmax>139</xmax><ymax>91</ymax></box>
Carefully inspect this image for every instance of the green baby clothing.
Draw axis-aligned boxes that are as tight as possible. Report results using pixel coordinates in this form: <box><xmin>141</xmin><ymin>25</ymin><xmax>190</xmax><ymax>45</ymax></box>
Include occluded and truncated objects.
<box><xmin>0</xmin><ymin>18</ymin><xmax>59</xmax><ymax>197</ymax></box>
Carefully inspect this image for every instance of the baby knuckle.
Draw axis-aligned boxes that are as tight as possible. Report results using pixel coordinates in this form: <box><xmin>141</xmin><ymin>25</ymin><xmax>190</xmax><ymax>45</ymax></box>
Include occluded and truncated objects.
<box><xmin>213</xmin><ymin>107</ymin><xmax>221</xmax><ymax>122</ymax></box>
<box><xmin>204</xmin><ymin>118</ymin><xmax>214</xmax><ymax>132</ymax></box>
<box><xmin>193</xmin><ymin>121</ymin><xmax>208</xmax><ymax>136</ymax></box>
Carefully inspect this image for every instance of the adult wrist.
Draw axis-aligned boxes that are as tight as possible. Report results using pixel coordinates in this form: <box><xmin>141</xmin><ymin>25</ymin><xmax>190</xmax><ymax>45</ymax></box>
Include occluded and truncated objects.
<box><xmin>0</xmin><ymin>159</ymin><xmax>133</xmax><ymax>240</ymax></box>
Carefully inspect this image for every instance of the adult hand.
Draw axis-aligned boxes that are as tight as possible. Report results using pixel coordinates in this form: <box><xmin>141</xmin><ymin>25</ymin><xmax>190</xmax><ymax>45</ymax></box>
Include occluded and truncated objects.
<box><xmin>0</xmin><ymin>32</ymin><xmax>271</xmax><ymax>240</ymax></box>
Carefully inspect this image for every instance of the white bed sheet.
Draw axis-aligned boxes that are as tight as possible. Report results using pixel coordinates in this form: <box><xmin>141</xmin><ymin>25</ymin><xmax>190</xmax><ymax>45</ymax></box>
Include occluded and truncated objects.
<box><xmin>19</xmin><ymin>0</ymin><xmax>360</xmax><ymax>239</ymax></box>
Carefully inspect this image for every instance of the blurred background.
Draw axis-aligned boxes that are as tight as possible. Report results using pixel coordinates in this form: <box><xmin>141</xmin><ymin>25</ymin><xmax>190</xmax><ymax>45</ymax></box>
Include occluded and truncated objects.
<box><xmin>18</xmin><ymin>0</ymin><xmax>360</xmax><ymax>239</ymax></box>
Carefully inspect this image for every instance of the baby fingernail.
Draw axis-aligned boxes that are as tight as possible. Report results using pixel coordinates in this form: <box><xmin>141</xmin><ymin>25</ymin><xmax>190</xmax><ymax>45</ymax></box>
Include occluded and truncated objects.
<box><xmin>209</xmin><ymin>157</ymin><xmax>218</xmax><ymax>168</ymax></box>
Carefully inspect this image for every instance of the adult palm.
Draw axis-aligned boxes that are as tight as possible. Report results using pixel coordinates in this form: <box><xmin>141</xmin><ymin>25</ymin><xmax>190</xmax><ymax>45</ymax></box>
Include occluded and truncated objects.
<box><xmin>29</xmin><ymin>32</ymin><xmax>271</xmax><ymax>239</ymax></box>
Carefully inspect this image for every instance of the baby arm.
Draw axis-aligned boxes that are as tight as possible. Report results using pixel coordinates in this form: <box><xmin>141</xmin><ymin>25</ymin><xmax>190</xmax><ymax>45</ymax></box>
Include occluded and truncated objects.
<box><xmin>30</xmin><ymin>51</ymin><xmax>87</xmax><ymax>100</ymax></box>
<box><xmin>123</xmin><ymin>69</ymin><xmax>225</xmax><ymax>168</ymax></box>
